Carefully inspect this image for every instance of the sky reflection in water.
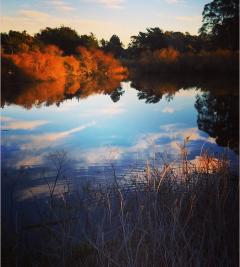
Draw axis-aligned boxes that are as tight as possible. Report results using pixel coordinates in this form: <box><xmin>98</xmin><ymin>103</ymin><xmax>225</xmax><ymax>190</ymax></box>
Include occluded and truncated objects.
<box><xmin>1</xmin><ymin>81</ymin><xmax>238</xmax><ymax>171</ymax></box>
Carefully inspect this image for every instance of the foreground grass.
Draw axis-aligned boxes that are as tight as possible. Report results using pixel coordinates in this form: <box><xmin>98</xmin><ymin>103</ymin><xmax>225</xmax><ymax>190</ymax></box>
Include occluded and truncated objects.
<box><xmin>2</xmin><ymin>151</ymin><xmax>238</xmax><ymax>267</ymax></box>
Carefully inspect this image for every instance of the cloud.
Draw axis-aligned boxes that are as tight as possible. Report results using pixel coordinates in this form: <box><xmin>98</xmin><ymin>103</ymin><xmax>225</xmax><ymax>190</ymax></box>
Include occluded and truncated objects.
<box><xmin>20</xmin><ymin>121</ymin><xmax>96</xmax><ymax>150</ymax></box>
<box><xmin>164</xmin><ymin>0</ymin><xmax>179</xmax><ymax>4</ymax></box>
<box><xmin>81</xmin><ymin>103</ymin><xmax>126</xmax><ymax>117</ymax></box>
<box><xmin>162</xmin><ymin>107</ymin><xmax>175</xmax><ymax>113</ymax></box>
<box><xmin>19</xmin><ymin>9</ymin><xmax>50</xmax><ymax>18</ymax></box>
<box><xmin>45</xmin><ymin>0</ymin><xmax>76</xmax><ymax>11</ymax></box>
<box><xmin>16</xmin><ymin>154</ymin><xmax>45</xmax><ymax>168</ymax></box>
<box><xmin>84</xmin><ymin>0</ymin><xmax>126</xmax><ymax>9</ymax></box>
<box><xmin>1</xmin><ymin>116</ymin><xmax>12</xmax><ymax>122</ymax></box>
<box><xmin>79</xmin><ymin>147</ymin><xmax>123</xmax><ymax>164</ymax></box>
<box><xmin>1</xmin><ymin>13</ymin><xmax>114</xmax><ymax>40</ymax></box>
<box><xmin>2</xmin><ymin>118</ymin><xmax>49</xmax><ymax>130</ymax></box>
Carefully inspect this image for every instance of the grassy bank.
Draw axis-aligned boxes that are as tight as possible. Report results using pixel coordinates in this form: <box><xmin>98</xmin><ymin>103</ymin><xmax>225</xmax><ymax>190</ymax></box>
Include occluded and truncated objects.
<box><xmin>2</xmin><ymin>148</ymin><xmax>238</xmax><ymax>266</ymax></box>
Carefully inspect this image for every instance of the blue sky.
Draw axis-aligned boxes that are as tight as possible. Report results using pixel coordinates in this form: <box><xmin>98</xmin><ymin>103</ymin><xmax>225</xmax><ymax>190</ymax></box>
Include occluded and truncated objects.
<box><xmin>1</xmin><ymin>0</ymin><xmax>209</xmax><ymax>45</ymax></box>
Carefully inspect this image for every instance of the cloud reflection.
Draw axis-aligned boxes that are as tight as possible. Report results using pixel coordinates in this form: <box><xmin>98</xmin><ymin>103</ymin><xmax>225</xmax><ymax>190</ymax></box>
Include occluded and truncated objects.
<box><xmin>2</xmin><ymin>117</ymin><xmax>49</xmax><ymax>130</ymax></box>
<box><xmin>20</xmin><ymin>121</ymin><xmax>96</xmax><ymax>150</ymax></box>
<box><xmin>73</xmin><ymin>125</ymin><xmax>217</xmax><ymax>166</ymax></box>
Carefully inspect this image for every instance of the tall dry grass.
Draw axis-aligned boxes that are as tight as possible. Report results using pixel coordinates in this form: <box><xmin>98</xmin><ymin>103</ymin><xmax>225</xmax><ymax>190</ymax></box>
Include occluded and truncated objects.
<box><xmin>2</xmin><ymin>144</ymin><xmax>238</xmax><ymax>267</ymax></box>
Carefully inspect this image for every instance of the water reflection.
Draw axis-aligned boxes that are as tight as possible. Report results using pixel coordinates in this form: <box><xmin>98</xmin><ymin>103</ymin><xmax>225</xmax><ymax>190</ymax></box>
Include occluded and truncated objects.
<box><xmin>129</xmin><ymin>73</ymin><xmax>239</xmax><ymax>154</ymax></box>
<box><xmin>195</xmin><ymin>93</ymin><xmax>239</xmax><ymax>154</ymax></box>
<box><xmin>1</xmin><ymin>75</ymin><xmax>125</xmax><ymax>109</ymax></box>
<box><xmin>1</xmin><ymin>74</ymin><xmax>239</xmax><ymax>173</ymax></box>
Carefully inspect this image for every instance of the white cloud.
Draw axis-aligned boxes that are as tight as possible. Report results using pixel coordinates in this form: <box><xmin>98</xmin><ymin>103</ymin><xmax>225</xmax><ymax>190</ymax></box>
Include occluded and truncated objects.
<box><xmin>20</xmin><ymin>121</ymin><xmax>96</xmax><ymax>150</ymax></box>
<box><xmin>2</xmin><ymin>118</ymin><xmax>49</xmax><ymax>130</ymax></box>
<box><xmin>45</xmin><ymin>0</ymin><xmax>76</xmax><ymax>11</ymax></box>
<box><xmin>80</xmin><ymin>147</ymin><xmax>123</xmax><ymax>164</ymax></box>
<box><xmin>19</xmin><ymin>9</ymin><xmax>50</xmax><ymax>18</ymax></box>
<box><xmin>80</xmin><ymin>103</ymin><xmax>126</xmax><ymax>117</ymax></box>
<box><xmin>1</xmin><ymin>116</ymin><xmax>13</xmax><ymax>122</ymax></box>
<box><xmin>83</xmin><ymin>0</ymin><xmax>126</xmax><ymax>9</ymax></box>
<box><xmin>164</xmin><ymin>0</ymin><xmax>179</xmax><ymax>4</ymax></box>
<box><xmin>162</xmin><ymin>107</ymin><xmax>175</xmax><ymax>113</ymax></box>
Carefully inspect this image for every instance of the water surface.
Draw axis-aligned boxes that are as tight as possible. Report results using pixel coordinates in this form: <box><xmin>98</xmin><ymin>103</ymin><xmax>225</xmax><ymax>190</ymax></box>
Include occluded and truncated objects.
<box><xmin>2</xmin><ymin>76</ymin><xmax>239</xmax><ymax>177</ymax></box>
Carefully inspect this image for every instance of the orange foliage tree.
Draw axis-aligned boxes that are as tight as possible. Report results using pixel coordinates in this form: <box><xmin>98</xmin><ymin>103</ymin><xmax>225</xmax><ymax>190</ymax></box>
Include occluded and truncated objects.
<box><xmin>2</xmin><ymin>45</ymin><xmax>127</xmax><ymax>82</ymax></box>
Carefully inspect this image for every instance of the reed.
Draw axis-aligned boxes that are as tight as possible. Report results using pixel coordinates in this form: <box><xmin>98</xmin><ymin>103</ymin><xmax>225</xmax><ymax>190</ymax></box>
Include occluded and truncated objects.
<box><xmin>2</xmin><ymin>144</ymin><xmax>238</xmax><ymax>266</ymax></box>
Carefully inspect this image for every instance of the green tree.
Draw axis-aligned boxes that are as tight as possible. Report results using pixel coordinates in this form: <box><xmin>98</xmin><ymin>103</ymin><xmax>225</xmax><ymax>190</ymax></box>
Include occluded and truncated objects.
<box><xmin>1</xmin><ymin>30</ymin><xmax>41</xmax><ymax>54</ymax></box>
<box><xmin>195</xmin><ymin>92</ymin><xmax>239</xmax><ymax>153</ymax></box>
<box><xmin>199</xmin><ymin>0</ymin><xmax>239</xmax><ymax>49</ymax></box>
<box><xmin>36</xmin><ymin>26</ymin><xmax>81</xmax><ymax>55</ymax></box>
<box><xmin>104</xmin><ymin>35</ymin><xmax>124</xmax><ymax>58</ymax></box>
<box><xmin>79</xmin><ymin>33</ymin><xmax>99</xmax><ymax>49</ymax></box>
<box><xmin>130</xmin><ymin>28</ymin><xmax>166</xmax><ymax>52</ymax></box>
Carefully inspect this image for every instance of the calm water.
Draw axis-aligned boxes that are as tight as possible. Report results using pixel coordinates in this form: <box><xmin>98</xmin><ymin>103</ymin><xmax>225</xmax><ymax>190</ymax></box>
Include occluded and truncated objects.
<box><xmin>1</xmin><ymin>76</ymin><xmax>239</xmax><ymax>177</ymax></box>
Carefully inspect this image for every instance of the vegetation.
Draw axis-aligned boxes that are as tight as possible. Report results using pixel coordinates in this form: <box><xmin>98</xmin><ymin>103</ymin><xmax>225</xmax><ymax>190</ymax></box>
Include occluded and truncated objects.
<box><xmin>199</xmin><ymin>0</ymin><xmax>238</xmax><ymax>50</ymax></box>
<box><xmin>1</xmin><ymin>0</ymin><xmax>239</xmax><ymax>78</ymax></box>
<box><xmin>2</xmin><ymin>146</ymin><xmax>238</xmax><ymax>266</ymax></box>
<box><xmin>1</xmin><ymin>0</ymin><xmax>238</xmax><ymax>265</ymax></box>
<box><xmin>2</xmin><ymin>44</ymin><xmax>127</xmax><ymax>83</ymax></box>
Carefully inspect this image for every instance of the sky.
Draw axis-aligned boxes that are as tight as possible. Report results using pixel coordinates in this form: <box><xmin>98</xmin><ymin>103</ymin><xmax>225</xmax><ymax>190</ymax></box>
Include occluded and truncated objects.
<box><xmin>1</xmin><ymin>0</ymin><xmax>209</xmax><ymax>46</ymax></box>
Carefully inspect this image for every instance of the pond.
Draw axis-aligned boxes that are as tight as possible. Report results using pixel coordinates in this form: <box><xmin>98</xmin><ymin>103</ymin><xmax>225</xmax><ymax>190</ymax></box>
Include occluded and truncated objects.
<box><xmin>1</xmin><ymin>74</ymin><xmax>239</xmax><ymax>261</ymax></box>
<box><xmin>2</xmin><ymin>75</ymin><xmax>239</xmax><ymax>178</ymax></box>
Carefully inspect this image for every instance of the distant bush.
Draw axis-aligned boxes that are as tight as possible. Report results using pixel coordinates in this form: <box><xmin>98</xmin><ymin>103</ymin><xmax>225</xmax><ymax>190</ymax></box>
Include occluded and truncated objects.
<box><xmin>135</xmin><ymin>48</ymin><xmax>238</xmax><ymax>73</ymax></box>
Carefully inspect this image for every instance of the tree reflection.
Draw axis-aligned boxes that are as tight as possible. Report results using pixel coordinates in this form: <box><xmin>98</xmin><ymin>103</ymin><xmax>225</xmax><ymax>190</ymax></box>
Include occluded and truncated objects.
<box><xmin>130</xmin><ymin>73</ymin><xmax>238</xmax><ymax>153</ymax></box>
<box><xmin>130</xmin><ymin>72</ymin><xmax>238</xmax><ymax>104</ymax></box>
<box><xmin>110</xmin><ymin>87</ymin><xmax>125</xmax><ymax>102</ymax></box>
<box><xmin>1</xmin><ymin>75</ymin><xmax>126</xmax><ymax>109</ymax></box>
<box><xmin>195</xmin><ymin>92</ymin><xmax>239</xmax><ymax>154</ymax></box>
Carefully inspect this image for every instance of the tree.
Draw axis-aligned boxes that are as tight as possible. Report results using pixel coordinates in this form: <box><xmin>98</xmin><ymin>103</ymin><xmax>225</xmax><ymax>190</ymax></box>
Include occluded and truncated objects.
<box><xmin>101</xmin><ymin>35</ymin><xmax>124</xmax><ymax>58</ymax></box>
<box><xmin>110</xmin><ymin>87</ymin><xmax>125</xmax><ymax>102</ymax></box>
<box><xmin>36</xmin><ymin>26</ymin><xmax>81</xmax><ymax>55</ymax></box>
<box><xmin>195</xmin><ymin>92</ymin><xmax>239</xmax><ymax>154</ymax></box>
<box><xmin>1</xmin><ymin>30</ymin><xmax>41</xmax><ymax>54</ymax></box>
<box><xmin>130</xmin><ymin>28</ymin><xmax>167</xmax><ymax>52</ymax></box>
<box><xmin>199</xmin><ymin>0</ymin><xmax>239</xmax><ymax>49</ymax></box>
<box><xmin>79</xmin><ymin>33</ymin><xmax>99</xmax><ymax>49</ymax></box>
<box><xmin>36</xmin><ymin>27</ymin><xmax>100</xmax><ymax>54</ymax></box>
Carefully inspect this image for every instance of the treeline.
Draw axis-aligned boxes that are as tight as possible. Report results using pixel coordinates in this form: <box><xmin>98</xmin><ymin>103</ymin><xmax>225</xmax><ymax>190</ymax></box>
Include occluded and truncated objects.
<box><xmin>1</xmin><ymin>0</ymin><xmax>238</xmax><ymax>77</ymax></box>
<box><xmin>126</xmin><ymin>0</ymin><xmax>238</xmax><ymax>73</ymax></box>
<box><xmin>1</xmin><ymin>28</ymin><xmax>127</xmax><ymax>83</ymax></box>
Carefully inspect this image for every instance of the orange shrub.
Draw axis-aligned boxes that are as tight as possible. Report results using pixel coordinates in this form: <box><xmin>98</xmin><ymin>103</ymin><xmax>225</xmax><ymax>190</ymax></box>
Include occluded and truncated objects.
<box><xmin>4</xmin><ymin>46</ymin><xmax>67</xmax><ymax>81</ymax></box>
<box><xmin>154</xmin><ymin>47</ymin><xmax>180</xmax><ymax>62</ymax></box>
<box><xmin>2</xmin><ymin>45</ymin><xmax>127</xmax><ymax>82</ymax></box>
<box><xmin>76</xmin><ymin>47</ymin><xmax>98</xmax><ymax>75</ymax></box>
<box><xmin>76</xmin><ymin>47</ymin><xmax>127</xmax><ymax>77</ymax></box>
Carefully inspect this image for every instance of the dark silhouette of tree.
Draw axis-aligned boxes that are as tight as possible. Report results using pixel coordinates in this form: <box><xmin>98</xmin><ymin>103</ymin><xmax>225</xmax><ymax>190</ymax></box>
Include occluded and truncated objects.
<box><xmin>110</xmin><ymin>86</ymin><xmax>125</xmax><ymax>102</ymax></box>
<box><xmin>36</xmin><ymin>27</ymin><xmax>99</xmax><ymax>55</ymax></box>
<box><xmin>130</xmin><ymin>28</ymin><xmax>166</xmax><ymax>53</ymax></box>
<box><xmin>1</xmin><ymin>30</ymin><xmax>41</xmax><ymax>54</ymax></box>
<box><xmin>127</xmin><ymin>28</ymin><xmax>207</xmax><ymax>59</ymax></box>
<box><xmin>101</xmin><ymin>35</ymin><xmax>124</xmax><ymax>58</ymax></box>
<box><xmin>137</xmin><ymin>91</ymin><xmax>163</xmax><ymax>104</ymax></box>
<box><xmin>78</xmin><ymin>33</ymin><xmax>99</xmax><ymax>49</ymax></box>
<box><xmin>195</xmin><ymin>92</ymin><xmax>239</xmax><ymax>154</ymax></box>
<box><xmin>36</xmin><ymin>26</ymin><xmax>80</xmax><ymax>55</ymax></box>
<box><xmin>199</xmin><ymin>0</ymin><xmax>239</xmax><ymax>49</ymax></box>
